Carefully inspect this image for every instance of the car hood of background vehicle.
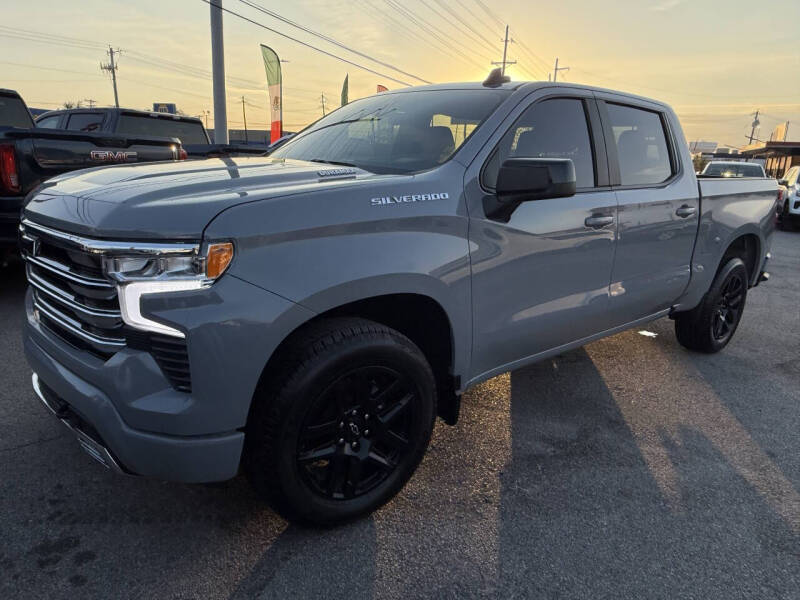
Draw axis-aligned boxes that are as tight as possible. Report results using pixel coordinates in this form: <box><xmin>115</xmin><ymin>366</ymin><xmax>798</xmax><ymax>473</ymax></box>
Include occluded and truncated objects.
<box><xmin>23</xmin><ymin>157</ymin><xmax>383</xmax><ymax>240</ymax></box>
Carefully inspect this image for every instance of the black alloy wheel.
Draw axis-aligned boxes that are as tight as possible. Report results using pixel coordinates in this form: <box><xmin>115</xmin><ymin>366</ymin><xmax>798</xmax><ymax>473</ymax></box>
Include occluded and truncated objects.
<box><xmin>297</xmin><ymin>366</ymin><xmax>416</xmax><ymax>500</ymax></box>
<box><xmin>243</xmin><ymin>317</ymin><xmax>437</xmax><ymax>525</ymax></box>
<box><xmin>674</xmin><ymin>257</ymin><xmax>748</xmax><ymax>353</ymax></box>
<box><xmin>711</xmin><ymin>271</ymin><xmax>744</xmax><ymax>343</ymax></box>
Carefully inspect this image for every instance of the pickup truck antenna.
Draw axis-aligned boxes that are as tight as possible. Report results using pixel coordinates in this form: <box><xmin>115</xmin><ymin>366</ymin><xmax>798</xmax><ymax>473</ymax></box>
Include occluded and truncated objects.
<box><xmin>483</xmin><ymin>67</ymin><xmax>510</xmax><ymax>87</ymax></box>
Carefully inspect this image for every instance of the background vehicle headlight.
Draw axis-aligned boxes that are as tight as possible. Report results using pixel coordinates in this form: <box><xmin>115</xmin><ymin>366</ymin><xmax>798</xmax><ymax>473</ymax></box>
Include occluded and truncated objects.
<box><xmin>104</xmin><ymin>242</ymin><xmax>234</xmax><ymax>338</ymax></box>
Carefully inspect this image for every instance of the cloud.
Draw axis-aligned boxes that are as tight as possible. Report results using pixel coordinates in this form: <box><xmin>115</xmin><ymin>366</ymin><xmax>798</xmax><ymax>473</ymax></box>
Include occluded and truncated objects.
<box><xmin>650</xmin><ymin>0</ymin><xmax>689</xmax><ymax>10</ymax></box>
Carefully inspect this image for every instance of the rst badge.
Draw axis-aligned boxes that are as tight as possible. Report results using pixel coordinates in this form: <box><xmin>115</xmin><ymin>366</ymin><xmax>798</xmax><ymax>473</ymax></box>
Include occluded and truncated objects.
<box><xmin>371</xmin><ymin>192</ymin><xmax>449</xmax><ymax>206</ymax></box>
<box><xmin>90</xmin><ymin>150</ymin><xmax>138</xmax><ymax>163</ymax></box>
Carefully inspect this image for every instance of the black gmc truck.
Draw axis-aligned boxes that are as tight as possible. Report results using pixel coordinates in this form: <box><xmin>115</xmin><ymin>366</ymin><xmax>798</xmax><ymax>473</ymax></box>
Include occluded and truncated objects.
<box><xmin>0</xmin><ymin>89</ymin><xmax>186</xmax><ymax>248</ymax></box>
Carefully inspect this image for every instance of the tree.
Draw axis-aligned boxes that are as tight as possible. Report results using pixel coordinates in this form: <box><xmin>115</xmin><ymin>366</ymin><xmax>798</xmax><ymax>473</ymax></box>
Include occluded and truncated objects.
<box><xmin>62</xmin><ymin>100</ymin><xmax>82</xmax><ymax>109</ymax></box>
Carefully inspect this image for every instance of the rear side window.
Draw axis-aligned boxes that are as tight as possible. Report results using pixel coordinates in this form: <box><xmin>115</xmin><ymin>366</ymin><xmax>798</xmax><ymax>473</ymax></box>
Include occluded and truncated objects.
<box><xmin>36</xmin><ymin>115</ymin><xmax>62</xmax><ymax>129</ymax></box>
<box><xmin>483</xmin><ymin>98</ymin><xmax>596</xmax><ymax>189</ymax></box>
<box><xmin>116</xmin><ymin>115</ymin><xmax>208</xmax><ymax>144</ymax></box>
<box><xmin>0</xmin><ymin>95</ymin><xmax>35</xmax><ymax>128</ymax></box>
<box><xmin>66</xmin><ymin>113</ymin><xmax>103</xmax><ymax>132</ymax></box>
<box><xmin>607</xmin><ymin>103</ymin><xmax>673</xmax><ymax>186</ymax></box>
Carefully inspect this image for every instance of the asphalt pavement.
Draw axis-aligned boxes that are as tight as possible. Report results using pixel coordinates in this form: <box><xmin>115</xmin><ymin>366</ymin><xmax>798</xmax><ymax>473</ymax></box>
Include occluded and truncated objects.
<box><xmin>1</xmin><ymin>231</ymin><xmax>798</xmax><ymax>599</ymax></box>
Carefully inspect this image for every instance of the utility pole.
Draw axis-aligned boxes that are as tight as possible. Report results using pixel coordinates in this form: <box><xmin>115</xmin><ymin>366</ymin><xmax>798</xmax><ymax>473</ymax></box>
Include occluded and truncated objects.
<box><xmin>748</xmin><ymin>110</ymin><xmax>760</xmax><ymax>145</ymax></box>
<box><xmin>83</xmin><ymin>98</ymin><xmax>97</xmax><ymax>109</ymax></box>
<box><xmin>553</xmin><ymin>57</ymin><xmax>569</xmax><ymax>82</ymax></box>
<box><xmin>491</xmin><ymin>25</ymin><xmax>517</xmax><ymax>75</ymax></box>
<box><xmin>320</xmin><ymin>93</ymin><xmax>328</xmax><ymax>116</ymax></box>
<box><xmin>100</xmin><ymin>47</ymin><xmax>120</xmax><ymax>108</ymax></box>
<box><xmin>209</xmin><ymin>0</ymin><xmax>228</xmax><ymax>144</ymax></box>
<box><xmin>241</xmin><ymin>96</ymin><xmax>248</xmax><ymax>144</ymax></box>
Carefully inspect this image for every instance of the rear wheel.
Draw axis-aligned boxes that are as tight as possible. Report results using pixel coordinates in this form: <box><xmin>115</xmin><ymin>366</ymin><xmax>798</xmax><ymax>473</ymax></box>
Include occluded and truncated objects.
<box><xmin>243</xmin><ymin>317</ymin><xmax>436</xmax><ymax>525</ymax></box>
<box><xmin>778</xmin><ymin>199</ymin><xmax>795</xmax><ymax>230</ymax></box>
<box><xmin>674</xmin><ymin>257</ymin><xmax>748</xmax><ymax>353</ymax></box>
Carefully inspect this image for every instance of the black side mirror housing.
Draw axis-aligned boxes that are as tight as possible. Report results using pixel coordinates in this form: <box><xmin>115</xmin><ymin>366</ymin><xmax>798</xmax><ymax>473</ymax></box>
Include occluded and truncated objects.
<box><xmin>484</xmin><ymin>158</ymin><xmax>577</xmax><ymax>221</ymax></box>
<box><xmin>778</xmin><ymin>179</ymin><xmax>788</xmax><ymax>186</ymax></box>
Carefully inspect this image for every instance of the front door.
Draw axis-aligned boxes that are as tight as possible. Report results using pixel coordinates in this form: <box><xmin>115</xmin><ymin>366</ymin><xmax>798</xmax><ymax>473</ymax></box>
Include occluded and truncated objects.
<box><xmin>466</xmin><ymin>92</ymin><xmax>617</xmax><ymax>382</ymax></box>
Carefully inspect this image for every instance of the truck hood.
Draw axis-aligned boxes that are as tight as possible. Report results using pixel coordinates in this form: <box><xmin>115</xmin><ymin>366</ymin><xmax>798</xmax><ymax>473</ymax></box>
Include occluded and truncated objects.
<box><xmin>23</xmin><ymin>157</ymin><xmax>386</xmax><ymax>240</ymax></box>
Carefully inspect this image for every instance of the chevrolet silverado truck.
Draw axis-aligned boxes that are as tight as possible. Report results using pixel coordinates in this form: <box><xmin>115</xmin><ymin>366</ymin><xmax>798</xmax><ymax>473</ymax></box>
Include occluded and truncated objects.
<box><xmin>1</xmin><ymin>89</ymin><xmax>185</xmax><ymax>248</ymax></box>
<box><xmin>36</xmin><ymin>107</ymin><xmax>268</xmax><ymax>159</ymax></box>
<box><xmin>21</xmin><ymin>75</ymin><xmax>777</xmax><ymax>525</ymax></box>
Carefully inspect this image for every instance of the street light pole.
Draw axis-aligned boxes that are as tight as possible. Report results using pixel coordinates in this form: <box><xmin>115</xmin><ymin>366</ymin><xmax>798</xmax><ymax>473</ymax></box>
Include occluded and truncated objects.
<box><xmin>210</xmin><ymin>0</ymin><xmax>228</xmax><ymax>144</ymax></box>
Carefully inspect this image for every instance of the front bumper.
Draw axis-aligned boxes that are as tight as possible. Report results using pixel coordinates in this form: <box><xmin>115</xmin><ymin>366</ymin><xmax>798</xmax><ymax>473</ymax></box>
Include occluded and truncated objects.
<box><xmin>26</xmin><ymin>338</ymin><xmax>244</xmax><ymax>482</ymax></box>
<box><xmin>23</xmin><ymin>271</ymin><xmax>316</xmax><ymax>482</ymax></box>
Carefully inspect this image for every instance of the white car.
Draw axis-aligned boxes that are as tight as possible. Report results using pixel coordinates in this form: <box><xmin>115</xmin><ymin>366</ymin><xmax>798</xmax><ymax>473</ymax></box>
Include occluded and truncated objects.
<box><xmin>777</xmin><ymin>165</ymin><xmax>800</xmax><ymax>229</ymax></box>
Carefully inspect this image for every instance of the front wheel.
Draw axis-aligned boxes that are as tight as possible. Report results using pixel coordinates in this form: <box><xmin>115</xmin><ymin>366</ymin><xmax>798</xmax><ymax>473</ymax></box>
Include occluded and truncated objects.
<box><xmin>243</xmin><ymin>317</ymin><xmax>437</xmax><ymax>525</ymax></box>
<box><xmin>674</xmin><ymin>257</ymin><xmax>748</xmax><ymax>353</ymax></box>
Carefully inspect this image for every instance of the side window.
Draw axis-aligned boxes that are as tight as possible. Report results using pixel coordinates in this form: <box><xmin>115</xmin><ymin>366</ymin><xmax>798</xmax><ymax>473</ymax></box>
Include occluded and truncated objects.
<box><xmin>787</xmin><ymin>167</ymin><xmax>799</xmax><ymax>186</ymax></box>
<box><xmin>482</xmin><ymin>98</ymin><xmax>595</xmax><ymax>190</ymax></box>
<box><xmin>606</xmin><ymin>103</ymin><xmax>673</xmax><ymax>186</ymax></box>
<box><xmin>35</xmin><ymin>116</ymin><xmax>62</xmax><ymax>129</ymax></box>
<box><xmin>66</xmin><ymin>113</ymin><xmax>103</xmax><ymax>132</ymax></box>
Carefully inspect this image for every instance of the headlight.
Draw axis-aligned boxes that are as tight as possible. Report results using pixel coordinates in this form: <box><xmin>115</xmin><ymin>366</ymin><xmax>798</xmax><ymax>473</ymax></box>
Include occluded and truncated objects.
<box><xmin>105</xmin><ymin>242</ymin><xmax>234</xmax><ymax>338</ymax></box>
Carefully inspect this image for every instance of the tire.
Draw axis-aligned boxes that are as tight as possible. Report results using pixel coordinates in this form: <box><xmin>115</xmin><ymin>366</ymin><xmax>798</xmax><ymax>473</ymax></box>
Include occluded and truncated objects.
<box><xmin>674</xmin><ymin>257</ymin><xmax>748</xmax><ymax>353</ymax></box>
<box><xmin>243</xmin><ymin>317</ymin><xmax>437</xmax><ymax>526</ymax></box>
<box><xmin>777</xmin><ymin>200</ymin><xmax>790</xmax><ymax>230</ymax></box>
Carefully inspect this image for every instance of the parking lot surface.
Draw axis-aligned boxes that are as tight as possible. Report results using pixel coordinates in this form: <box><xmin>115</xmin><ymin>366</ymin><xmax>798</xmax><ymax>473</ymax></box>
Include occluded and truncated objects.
<box><xmin>1</xmin><ymin>230</ymin><xmax>798</xmax><ymax>599</ymax></box>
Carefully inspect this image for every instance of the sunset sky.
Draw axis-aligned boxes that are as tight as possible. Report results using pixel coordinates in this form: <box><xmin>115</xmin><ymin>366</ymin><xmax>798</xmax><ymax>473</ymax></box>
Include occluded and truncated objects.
<box><xmin>2</xmin><ymin>0</ymin><xmax>798</xmax><ymax>148</ymax></box>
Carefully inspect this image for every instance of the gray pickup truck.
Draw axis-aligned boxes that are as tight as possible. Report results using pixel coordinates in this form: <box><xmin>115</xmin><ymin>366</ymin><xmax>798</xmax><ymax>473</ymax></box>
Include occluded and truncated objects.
<box><xmin>21</xmin><ymin>77</ymin><xmax>777</xmax><ymax>525</ymax></box>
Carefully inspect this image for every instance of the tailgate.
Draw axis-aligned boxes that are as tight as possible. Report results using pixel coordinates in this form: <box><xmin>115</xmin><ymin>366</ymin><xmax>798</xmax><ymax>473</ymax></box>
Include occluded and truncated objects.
<box><xmin>4</xmin><ymin>128</ymin><xmax>181</xmax><ymax>189</ymax></box>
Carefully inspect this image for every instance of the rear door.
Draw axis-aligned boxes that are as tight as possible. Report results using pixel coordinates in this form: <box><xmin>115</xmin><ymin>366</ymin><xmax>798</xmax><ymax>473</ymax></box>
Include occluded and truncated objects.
<box><xmin>595</xmin><ymin>95</ymin><xmax>699</xmax><ymax>326</ymax></box>
<box><xmin>466</xmin><ymin>89</ymin><xmax>617</xmax><ymax>381</ymax></box>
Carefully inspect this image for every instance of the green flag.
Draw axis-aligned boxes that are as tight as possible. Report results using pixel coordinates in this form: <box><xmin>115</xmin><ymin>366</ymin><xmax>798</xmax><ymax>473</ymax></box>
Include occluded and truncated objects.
<box><xmin>341</xmin><ymin>74</ymin><xmax>349</xmax><ymax>107</ymax></box>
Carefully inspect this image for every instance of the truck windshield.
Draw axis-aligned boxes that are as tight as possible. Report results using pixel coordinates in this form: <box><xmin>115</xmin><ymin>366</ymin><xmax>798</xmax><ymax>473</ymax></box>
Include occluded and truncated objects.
<box><xmin>0</xmin><ymin>94</ymin><xmax>34</xmax><ymax>129</ymax></box>
<box><xmin>116</xmin><ymin>114</ymin><xmax>209</xmax><ymax>145</ymax></box>
<box><xmin>703</xmin><ymin>162</ymin><xmax>763</xmax><ymax>177</ymax></box>
<box><xmin>270</xmin><ymin>89</ymin><xmax>510</xmax><ymax>174</ymax></box>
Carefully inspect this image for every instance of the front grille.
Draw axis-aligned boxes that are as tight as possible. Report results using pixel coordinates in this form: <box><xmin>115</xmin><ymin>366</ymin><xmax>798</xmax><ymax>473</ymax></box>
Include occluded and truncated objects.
<box><xmin>21</xmin><ymin>223</ymin><xmax>125</xmax><ymax>358</ymax></box>
<box><xmin>21</xmin><ymin>221</ymin><xmax>192</xmax><ymax>392</ymax></box>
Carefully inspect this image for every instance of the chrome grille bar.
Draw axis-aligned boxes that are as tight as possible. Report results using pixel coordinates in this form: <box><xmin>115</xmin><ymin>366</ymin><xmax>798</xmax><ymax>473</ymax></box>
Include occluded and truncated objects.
<box><xmin>23</xmin><ymin>253</ymin><xmax>113</xmax><ymax>288</ymax></box>
<box><xmin>34</xmin><ymin>295</ymin><xmax>126</xmax><ymax>348</ymax></box>
<box><xmin>27</xmin><ymin>269</ymin><xmax>121</xmax><ymax>319</ymax></box>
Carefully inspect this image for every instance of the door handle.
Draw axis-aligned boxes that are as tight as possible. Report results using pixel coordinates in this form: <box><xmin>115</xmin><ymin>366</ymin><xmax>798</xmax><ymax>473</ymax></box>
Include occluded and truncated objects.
<box><xmin>676</xmin><ymin>205</ymin><xmax>697</xmax><ymax>218</ymax></box>
<box><xmin>585</xmin><ymin>215</ymin><xmax>614</xmax><ymax>228</ymax></box>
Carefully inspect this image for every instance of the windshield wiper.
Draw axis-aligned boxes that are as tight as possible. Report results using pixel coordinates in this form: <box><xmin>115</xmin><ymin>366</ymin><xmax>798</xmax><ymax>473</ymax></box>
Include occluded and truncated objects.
<box><xmin>308</xmin><ymin>159</ymin><xmax>360</xmax><ymax>168</ymax></box>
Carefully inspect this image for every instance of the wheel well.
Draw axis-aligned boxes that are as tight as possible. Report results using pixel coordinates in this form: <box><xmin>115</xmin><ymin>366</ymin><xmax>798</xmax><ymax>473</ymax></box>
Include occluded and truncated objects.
<box><xmin>257</xmin><ymin>294</ymin><xmax>460</xmax><ymax>425</ymax></box>
<box><xmin>721</xmin><ymin>234</ymin><xmax>759</xmax><ymax>285</ymax></box>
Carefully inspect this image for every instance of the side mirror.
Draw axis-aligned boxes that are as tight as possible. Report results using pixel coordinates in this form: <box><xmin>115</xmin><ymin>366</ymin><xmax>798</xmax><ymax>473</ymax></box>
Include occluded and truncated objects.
<box><xmin>485</xmin><ymin>158</ymin><xmax>577</xmax><ymax>221</ymax></box>
<box><xmin>778</xmin><ymin>179</ymin><xmax>788</xmax><ymax>186</ymax></box>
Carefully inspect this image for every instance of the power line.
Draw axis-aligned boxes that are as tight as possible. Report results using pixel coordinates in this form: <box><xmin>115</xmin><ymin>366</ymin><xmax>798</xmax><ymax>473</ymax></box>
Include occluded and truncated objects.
<box><xmin>196</xmin><ymin>0</ymin><xmax>414</xmax><ymax>86</ymax></box>
<box><xmin>471</xmin><ymin>0</ymin><xmax>504</xmax><ymax>28</ymax></box>
<box><xmin>514</xmin><ymin>37</ymin><xmax>552</xmax><ymax>73</ymax></box>
<box><xmin>382</xmin><ymin>0</ymin><xmax>490</xmax><ymax>70</ymax></box>
<box><xmin>431</xmin><ymin>0</ymin><xmax>498</xmax><ymax>55</ymax></box>
<box><xmin>238</xmin><ymin>0</ymin><xmax>431</xmax><ymax>84</ymax></box>
<box><xmin>414</xmin><ymin>0</ymin><xmax>495</xmax><ymax>61</ymax></box>
<box><xmin>357</xmin><ymin>0</ymin><xmax>484</xmax><ymax>72</ymax></box>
